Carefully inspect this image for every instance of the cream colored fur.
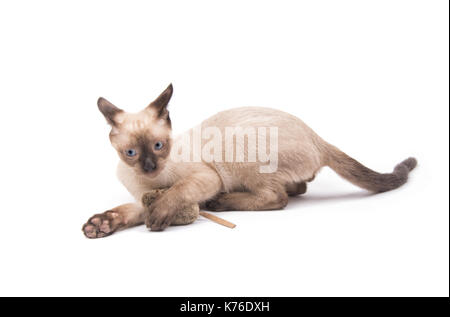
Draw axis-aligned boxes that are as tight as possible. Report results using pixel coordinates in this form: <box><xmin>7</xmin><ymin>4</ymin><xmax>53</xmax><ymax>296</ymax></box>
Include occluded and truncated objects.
<box><xmin>117</xmin><ymin>106</ymin><xmax>325</xmax><ymax>202</ymax></box>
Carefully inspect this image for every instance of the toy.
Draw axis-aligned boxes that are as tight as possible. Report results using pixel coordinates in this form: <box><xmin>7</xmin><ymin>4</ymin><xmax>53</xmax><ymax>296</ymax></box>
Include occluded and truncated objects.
<box><xmin>142</xmin><ymin>189</ymin><xmax>199</xmax><ymax>225</ymax></box>
<box><xmin>142</xmin><ymin>189</ymin><xmax>236</xmax><ymax>228</ymax></box>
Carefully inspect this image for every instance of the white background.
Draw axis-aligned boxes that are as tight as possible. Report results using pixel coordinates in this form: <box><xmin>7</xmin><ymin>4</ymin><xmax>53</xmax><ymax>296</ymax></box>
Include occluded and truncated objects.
<box><xmin>0</xmin><ymin>0</ymin><xmax>448</xmax><ymax>296</ymax></box>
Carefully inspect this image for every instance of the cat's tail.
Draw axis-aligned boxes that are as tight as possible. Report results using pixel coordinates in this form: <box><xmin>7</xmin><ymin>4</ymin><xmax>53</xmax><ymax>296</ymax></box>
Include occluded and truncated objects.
<box><xmin>324</xmin><ymin>144</ymin><xmax>417</xmax><ymax>192</ymax></box>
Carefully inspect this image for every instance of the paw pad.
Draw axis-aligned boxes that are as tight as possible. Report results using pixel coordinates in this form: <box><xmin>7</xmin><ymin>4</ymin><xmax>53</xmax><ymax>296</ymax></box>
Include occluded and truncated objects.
<box><xmin>82</xmin><ymin>211</ymin><xmax>122</xmax><ymax>239</ymax></box>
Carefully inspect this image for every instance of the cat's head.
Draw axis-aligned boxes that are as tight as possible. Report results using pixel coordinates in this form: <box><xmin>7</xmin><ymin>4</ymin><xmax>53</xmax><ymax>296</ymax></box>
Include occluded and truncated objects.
<box><xmin>98</xmin><ymin>84</ymin><xmax>173</xmax><ymax>178</ymax></box>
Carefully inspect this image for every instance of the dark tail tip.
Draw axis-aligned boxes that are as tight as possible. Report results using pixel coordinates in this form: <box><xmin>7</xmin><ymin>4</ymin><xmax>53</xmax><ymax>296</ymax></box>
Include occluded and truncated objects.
<box><xmin>400</xmin><ymin>157</ymin><xmax>418</xmax><ymax>171</ymax></box>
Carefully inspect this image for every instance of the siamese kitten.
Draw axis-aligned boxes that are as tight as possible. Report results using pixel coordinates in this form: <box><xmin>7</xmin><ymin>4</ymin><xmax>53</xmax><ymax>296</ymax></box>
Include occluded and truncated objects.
<box><xmin>82</xmin><ymin>84</ymin><xmax>417</xmax><ymax>238</ymax></box>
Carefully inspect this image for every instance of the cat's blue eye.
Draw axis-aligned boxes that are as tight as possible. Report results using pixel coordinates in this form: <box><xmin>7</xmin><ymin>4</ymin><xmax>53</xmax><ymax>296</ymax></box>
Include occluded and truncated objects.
<box><xmin>154</xmin><ymin>141</ymin><xmax>163</xmax><ymax>150</ymax></box>
<box><xmin>125</xmin><ymin>149</ymin><xmax>137</xmax><ymax>157</ymax></box>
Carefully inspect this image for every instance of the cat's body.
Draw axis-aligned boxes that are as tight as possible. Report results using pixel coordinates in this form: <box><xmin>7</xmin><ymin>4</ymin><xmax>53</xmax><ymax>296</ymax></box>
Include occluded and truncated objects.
<box><xmin>83</xmin><ymin>84</ymin><xmax>417</xmax><ymax>238</ymax></box>
<box><xmin>118</xmin><ymin>106</ymin><xmax>324</xmax><ymax>202</ymax></box>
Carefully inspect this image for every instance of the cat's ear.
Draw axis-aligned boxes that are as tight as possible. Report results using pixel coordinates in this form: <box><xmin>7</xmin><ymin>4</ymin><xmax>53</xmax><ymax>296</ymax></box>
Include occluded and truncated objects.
<box><xmin>97</xmin><ymin>97</ymin><xmax>123</xmax><ymax>126</ymax></box>
<box><xmin>147</xmin><ymin>83</ymin><xmax>173</xmax><ymax>119</ymax></box>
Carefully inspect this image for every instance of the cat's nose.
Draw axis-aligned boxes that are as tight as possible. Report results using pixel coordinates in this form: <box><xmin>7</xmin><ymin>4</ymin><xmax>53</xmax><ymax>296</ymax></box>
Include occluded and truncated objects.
<box><xmin>143</xmin><ymin>157</ymin><xmax>156</xmax><ymax>172</ymax></box>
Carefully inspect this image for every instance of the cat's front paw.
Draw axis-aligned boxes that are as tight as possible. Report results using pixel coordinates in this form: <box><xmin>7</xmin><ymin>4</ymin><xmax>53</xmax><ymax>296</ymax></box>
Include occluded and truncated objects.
<box><xmin>145</xmin><ymin>198</ymin><xmax>178</xmax><ymax>231</ymax></box>
<box><xmin>82</xmin><ymin>210</ymin><xmax>124</xmax><ymax>239</ymax></box>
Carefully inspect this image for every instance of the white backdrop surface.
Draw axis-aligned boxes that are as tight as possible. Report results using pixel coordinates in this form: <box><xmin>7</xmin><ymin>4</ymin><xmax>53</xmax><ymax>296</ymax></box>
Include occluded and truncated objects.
<box><xmin>0</xmin><ymin>0</ymin><xmax>448</xmax><ymax>296</ymax></box>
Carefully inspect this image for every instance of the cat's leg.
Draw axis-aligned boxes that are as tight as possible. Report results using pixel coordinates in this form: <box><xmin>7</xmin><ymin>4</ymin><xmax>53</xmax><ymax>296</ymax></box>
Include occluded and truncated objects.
<box><xmin>205</xmin><ymin>183</ymin><xmax>288</xmax><ymax>211</ymax></box>
<box><xmin>82</xmin><ymin>203</ymin><xmax>145</xmax><ymax>239</ymax></box>
<box><xmin>285</xmin><ymin>181</ymin><xmax>307</xmax><ymax>196</ymax></box>
<box><xmin>146</xmin><ymin>171</ymin><xmax>222</xmax><ymax>231</ymax></box>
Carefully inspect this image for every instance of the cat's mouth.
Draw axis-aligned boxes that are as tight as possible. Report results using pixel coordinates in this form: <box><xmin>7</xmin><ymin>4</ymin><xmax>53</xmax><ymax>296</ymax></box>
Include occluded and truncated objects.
<box><xmin>140</xmin><ymin>166</ymin><xmax>163</xmax><ymax>178</ymax></box>
<box><xmin>139</xmin><ymin>156</ymin><xmax>161</xmax><ymax>177</ymax></box>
